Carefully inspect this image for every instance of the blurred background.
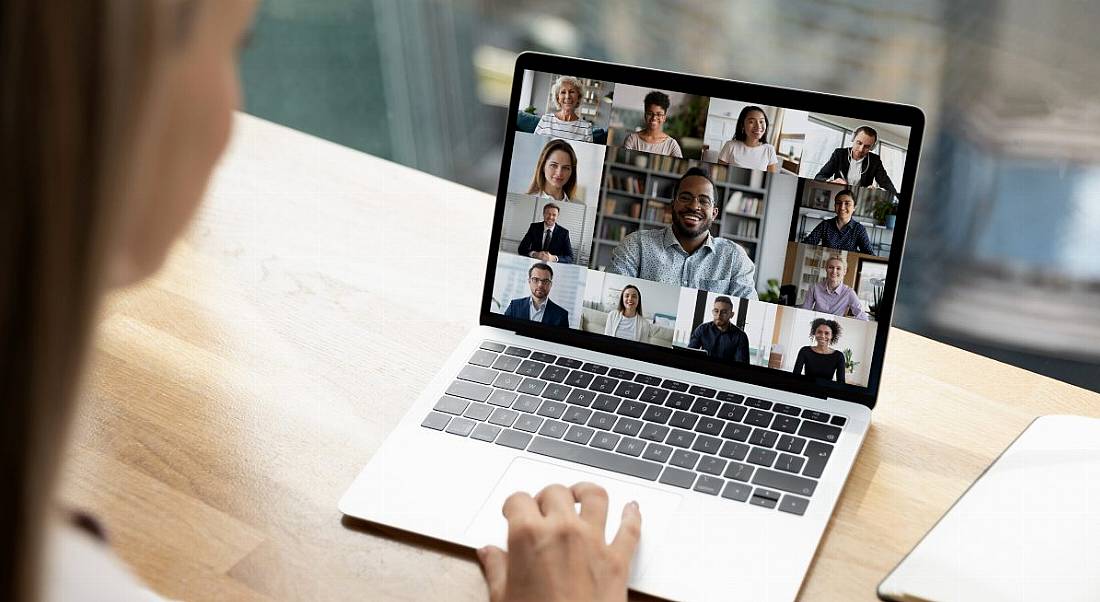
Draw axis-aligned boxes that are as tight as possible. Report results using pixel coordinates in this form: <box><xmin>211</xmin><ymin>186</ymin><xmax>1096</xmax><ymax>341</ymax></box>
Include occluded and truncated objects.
<box><xmin>240</xmin><ymin>0</ymin><xmax>1100</xmax><ymax>392</ymax></box>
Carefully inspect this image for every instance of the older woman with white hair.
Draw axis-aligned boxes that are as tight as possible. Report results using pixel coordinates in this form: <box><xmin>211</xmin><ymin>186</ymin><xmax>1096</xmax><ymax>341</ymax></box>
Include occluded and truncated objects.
<box><xmin>533</xmin><ymin>75</ymin><xmax>594</xmax><ymax>143</ymax></box>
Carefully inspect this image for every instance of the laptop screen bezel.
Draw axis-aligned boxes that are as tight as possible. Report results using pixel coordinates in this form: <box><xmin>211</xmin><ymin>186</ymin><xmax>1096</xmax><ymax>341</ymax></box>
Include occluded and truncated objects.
<box><xmin>480</xmin><ymin>52</ymin><xmax>925</xmax><ymax>410</ymax></box>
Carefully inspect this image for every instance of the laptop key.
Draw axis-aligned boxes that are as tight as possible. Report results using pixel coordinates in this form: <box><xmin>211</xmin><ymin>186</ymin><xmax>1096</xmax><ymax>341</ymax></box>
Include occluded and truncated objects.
<box><xmin>555</xmin><ymin>357</ymin><xmax>583</xmax><ymax>369</ymax></box>
<box><xmin>542</xmin><ymin>383</ymin><xmax>572</xmax><ymax>401</ymax></box>
<box><xmin>777</xmin><ymin>435</ymin><xmax>807</xmax><ymax>454</ymax></box>
<box><xmin>471</xmin><ymin>423</ymin><xmax>502</xmax><ymax>442</ymax></box>
<box><xmin>587</xmin><ymin>411</ymin><xmax>617</xmax><ymax>431</ymax></box>
<box><xmin>772</xmin><ymin>414</ymin><xmax>800</xmax><ymax>434</ymax></box>
<box><xmin>830</xmin><ymin>415</ymin><xmax>848</xmax><ymax>427</ymax></box>
<box><xmin>511</xmin><ymin>394</ymin><xmax>541</xmax><ymax>413</ymax></box>
<box><xmin>616</xmin><ymin>400</ymin><xmax>647</xmax><ymax>418</ymax></box>
<box><xmin>721</xmin><ymin>481</ymin><xmax>752</xmax><ymax>502</ymax></box>
<box><xmin>616</xmin><ymin>437</ymin><xmax>646</xmax><ymax>457</ymax></box>
<box><xmin>666</xmin><ymin>429</ymin><xmax>696</xmax><ymax>448</ymax></box>
<box><xmin>697</xmin><ymin>456</ymin><xmax>726</xmax><ymax>476</ymax></box>
<box><xmin>669</xmin><ymin>411</ymin><xmax>698</xmax><ymax>429</ymax></box>
<box><xmin>802</xmin><ymin>409</ymin><xmax>831</xmax><ymax>422</ymax></box>
<box><xmin>752</xmin><ymin>468</ymin><xmax>817</xmax><ymax>497</ymax></box>
<box><xmin>564</xmin><ymin>425</ymin><xmax>595</xmax><ymax>445</ymax></box>
<box><xmin>488</xmin><ymin>390</ymin><xmax>518</xmax><ymax>407</ymax></box>
<box><xmin>690</xmin><ymin>398</ymin><xmax>719</xmax><ymax>416</ymax></box>
<box><xmin>662</xmin><ymin>379</ymin><xmax>689</xmax><ymax>392</ymax></box>
<box><xmin>445</xmin><ymin>417</ymin><xmax>476</xmax><ymax>437</ymax></box>
<box><xmin>514</xmin><ymin>414</ymin><xmax>544</xmax><ymax>433</ymax></box>
<box><xmin>773</xmin><ymin>403</ymin><xmax>801</xmax><ymax>416</ymax></box>
<box><xmin>716</xmin><ymin>403</ymin><xmax>747</xmax><ymax>422</ymax></box>
<box><xmin>489</xmin><ymin>408</ymin><xmax>519</xmax><ymax>427</ymax></box>
<box><xmin>540</xmin><ymin>365</ymin><xmax>570</xmax><ymax>383</ymax></box>
<box><xmin>748</xmin><ymin>447</ymin><xmax>777</xmax><ymax>467</ymax></box>
<box><xmin>530</xmin><ymin>352</ymin><xmax>557</xmax><ymax>363</ymax></box>
<box><xmin>749</xmin><ymin>429</ymin><xmax>778</xmax><ymax>448</ymax></box>
<box><xmin>642</xmin><ymin>443</ymin><xmax>673</xmax><ymax>463</ymax></box>
<box><xmin>538</xmin><ymin>419</ymin><xmax>568</xmax><ymax>439</ymax></box>
<box><xmin>581</xmin><ymin>362</ymin><xmax>609</xmax><ymax>375</ymax></box>
<box><xmin>692</xmin><ymin>435</ymin><xmax>723</xmax><ymax>455</ymax></box>
<box><xmin>434</xmin><ymin>395</ymin><xmax>469</xmax><ymax>415</ymax></box>
<box><xmin>612</xmin><ymin>417</ymin><xmax>643</xmax><ymax>436</ymax></box>
<box><xmin>670</xmin><ymin>449</ymin><xmax>700</xmax><ymax>470</ymax></box>
<box><xmin>659</xmin><ymin>467</ymin><xmax>697</xmax><ymax>489</ymax></box>
<box><xmin>634</xmin><ymin>374</ymin><xmax>662</xmax><ymax>386</ymax></box>
<box><xmin>468</xmin><ymin>350</ymin><xmax>498</xmax><ymax>367</ymax></box>
<box><xmin>421</xmin><ymin>411</ymin><xmax>451</xmax><ymax>431</ymax></box>
<box><xmin>799</xmin><ymin>420</ymin><xmax>841</xmax><ymax>443</ymax></box>
<box><xmin>614</xmin><ymin>381</ymin><xmax>644</xmax><ymax>399</ymax></box>
<box><xmin>591</xmin><ymin>394</ymin><xmax>621</xmax><ymax>412</ymax></box>
<box><xmin>564</xmin><ymin>370</ymin><xmax>594</xmax><ymax>388</ymax></box>
<box><xmin>528</xmin><ymin>437</ymin><xmax>663</xmax><ymax>481</ymax></box>
<box><xmin>496</xmin><ymin>429</ymin><xmax>533</xmax><ymax>450</ymax></box>
<box><xmin>724</xmin><ymin>461</ymin><xmax>755</xmax><ymax>482</ymax></box>
<box><xmin>775</xmin><ymin>454</ymin><xmax>806</xmax><ymax>474</ymax></box>
<box><xmin>642</xmin><ymin>405</ymin><xmax>672</xmax><ymax>424</ymax></box>
<box><xmin>694</xmin><ymin>417</ymin><xmax>724</xmax><ymax>435</ymax></box>
<box><xmin>562</xmin><ymin>406</ymin><xmax>592</xmax><ymax>425</ymax></box>
<box><xmin>721</xmin><ymin>423</ymin><xmax>751</xmax><ymax>442</ymax></box>
<box><xmin>517</xmin><ymin>360</ymin><xmax>546</xmax><ymax>378</ymax></box>
<box><xmin>666</xmin><ymin>392</ymin><xmax>694</xmax><ymax>410</ymax></box>
<box><xmin>504</xmin><ymin>346</ymin><xmax>531</xmax><ymax>358</ymax></box>
<box><xmin>639</xmin><ymin>387</ymin><xmax>669</xmax><ymax>404</ymax></box>
<box><xmin>446</xmin><ymin>380</ymin><xmax>491</xmax><ymax>402</ymax></box>
<box><xmin>754</xmin><ymin>488</ymin><xmax>780</xmax><ymax>501</ymax></box>
<box><xmin>590</xmin><ymin>376</ymin><xmax>619</xmax><ymax>394</ymax></box>
<box><xmin>480</xmin><ymin>341</ymin><xmax>506</xmax><ymax>352</ymax></box>
<box><xmin>779</xmin><ymin>495</ymin><xmax>810</xmax><ymax>516</ymax></box>
<box><xmin>608</xmin><ymin>368</ymin><xmax>635</xmax><ymax>380</ymax></box>
<box><xmin>536</xmin><ymin>400</ymin><xmax>566</xmax><ymax>419</ymax></box>
<box><xmin>491</xmin><ymin>355</ymin><xmax>521</xmax><ymax>372</ymax></box>
<box><xmin>640</xmin><ymin>423</ymin><xmax>670</xmax><ymax>442</ymax></box>
<box><xmin>591</xmin><ymin>432</ymin><xmax>621</xmax><ymax>451</ymax></box>
<box><xmin>744</xmin><ymin>409</ymin><xmax>774</xmax><ymax>427</ymax></box>
<box><xmin>492</xmin><ymin>373</ymin><xmax>522</xmax><ymax>391</ymax></box>
<box><xmin>716</xmin><ymin>391</ymin><xmax>745</xmax><ymax>404</ymax></box>
<box><xmin>719</xmin><ymin>441</ymin><xmax>750</xmax><ymax>461</ymax></box>
<box><xmin>694</xmin><ymin>475</ymin><xmax>724</xmax><ymax>495</ymax></box>
<box><xmin>751</xmin><ymin>488</ymin><xmax>781</xmax><ymax>509</ymax></box>
<box><xmin>463</xmin><ymin>403</ymin><xmax>493</xmax><ymax>421</ymax></box>
<box><xmin>518</xmin><ymin>378</ymin><xmax>547</xmax><ymax>396</ymax></box>
<box><xmin>744</xmin><ymin>398</ymin><xmax>773</xmax><ymax>410</ymax></box>
<box><xmin>802</xmin><ymin>440</ymin><xmax>834</xmax><ymax>478</ymax></box>
<box><xmin>565</xmin><ymin>389</ymin><xmax>596</xmax><ymax>407</ymax></box>
<box><xmin>688</xmin><ymin>386</ymin><xmax>716</xmax><ymax>398</ymax></box>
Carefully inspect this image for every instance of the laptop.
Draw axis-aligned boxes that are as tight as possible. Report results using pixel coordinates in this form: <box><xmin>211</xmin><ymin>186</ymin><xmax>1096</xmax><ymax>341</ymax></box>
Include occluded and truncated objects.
<box><xmin>341</xmin><ymin>52</ymin><xmax>924</xmax><ymax>602</ymax></box>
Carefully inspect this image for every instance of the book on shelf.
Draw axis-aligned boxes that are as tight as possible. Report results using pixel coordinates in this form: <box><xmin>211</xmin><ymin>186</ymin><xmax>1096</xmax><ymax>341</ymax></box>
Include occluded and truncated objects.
<box><xmin>644</xmin><ymin>199</ymin><xmax>672</xmax><ymax>224</ymax></box>
<box><xmin>600</xmin><ymin>222</ymin><xmax>636</xmax><ymax>242</ymax></box>
<box><xmin>602</xmin><ymin>197</ymin><xmax>641</xmax><ymax>218</ymax></box>
<box><xmin>607</xmin><ymin>172</ymin><xmax>643</xmax><ymax>194</ymax></box>
<box><xmin>727</xmin><ymin>217</ymin><xmax>759</xmax><ymax>238</ymax></box>
<box><xmin>724</xmin><ymin>190</ymin><xmax>764</xmax><ymax>215</ymax></box>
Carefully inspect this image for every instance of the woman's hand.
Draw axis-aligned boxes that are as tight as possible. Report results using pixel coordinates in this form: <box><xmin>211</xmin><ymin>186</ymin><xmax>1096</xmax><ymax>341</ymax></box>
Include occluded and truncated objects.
<box><xmin>477</xmin><ymin>482</ymin><xmax>642</xmax><ymax>602</ymax></box>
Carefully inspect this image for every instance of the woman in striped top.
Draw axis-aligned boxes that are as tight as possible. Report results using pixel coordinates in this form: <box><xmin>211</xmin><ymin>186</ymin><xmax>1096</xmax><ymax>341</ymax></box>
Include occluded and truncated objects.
<box><xmin>534</xmin><ymin>75</ymin><xmax>594</xmax><ymax>143</ymax></box>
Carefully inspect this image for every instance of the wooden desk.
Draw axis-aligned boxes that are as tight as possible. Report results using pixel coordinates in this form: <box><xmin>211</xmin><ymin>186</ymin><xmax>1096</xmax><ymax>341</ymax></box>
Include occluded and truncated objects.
<box><xmin>59</xmin><ymin>114</ymin><xmax>1100</xmax><ymax>601</ymax></box>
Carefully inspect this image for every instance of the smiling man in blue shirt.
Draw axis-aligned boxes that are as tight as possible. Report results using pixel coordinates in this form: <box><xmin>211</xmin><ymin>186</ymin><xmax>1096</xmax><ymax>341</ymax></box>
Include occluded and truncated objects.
<box><xmin>609</xmin><ymin>167</ymin><xmax>757</xmax><ymax>299</ymax></box>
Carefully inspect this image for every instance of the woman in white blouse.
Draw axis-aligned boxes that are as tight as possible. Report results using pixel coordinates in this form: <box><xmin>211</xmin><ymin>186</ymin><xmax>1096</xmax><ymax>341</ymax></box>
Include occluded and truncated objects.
<box><xmin>533</xmin><ymin>76</ymin><xmax>594</xmax><ymax>143</ymax></box>
<box><xmin>717</xmin><ymin>105</ymin><xmax>779</xmax><ymax>173</ymax></box>
<box><xmin>526</xmin><ymin>139</ymin><xmax>578</xmax><ymax>202</ymax></box>
<box><xmin>603</xmin><ymin>285</ymin><xmax>653</xmax><ymax>343</ymax></box>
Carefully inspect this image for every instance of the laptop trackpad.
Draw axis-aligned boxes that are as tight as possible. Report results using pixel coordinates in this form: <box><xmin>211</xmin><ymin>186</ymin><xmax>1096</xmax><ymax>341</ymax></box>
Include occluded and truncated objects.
<box><xmin>464</xmin><ymin>457</ymin><xmax>683</xmax><ymax>577</ymax></box>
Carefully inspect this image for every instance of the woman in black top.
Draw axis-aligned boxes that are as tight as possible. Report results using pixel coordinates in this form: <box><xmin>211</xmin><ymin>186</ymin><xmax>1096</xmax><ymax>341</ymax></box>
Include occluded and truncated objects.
<box><xmin>793</xmin><ymin>318</ymin><xmax>846</xmax><ymax>383</ymax></box>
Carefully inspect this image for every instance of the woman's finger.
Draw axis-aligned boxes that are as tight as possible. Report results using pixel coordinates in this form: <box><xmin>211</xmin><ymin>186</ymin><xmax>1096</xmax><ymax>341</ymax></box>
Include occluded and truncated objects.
<box><xmin>477</xmin><ymin>545</ymin><xmax>508</xmax><ymax>602</ymax></box>
<box><xmin>534</xmin><ymin>483</ymin><xmax>576</xmax><ymax>518</ymax></box>
<box><xmin>609</xmin><ymin>501</ymin><xmax>642</xmax><ymax>565</ymax></box>
<box><xmin>570</xmin><ymin>482</ymin><xmax>610</xmax><ymax>534</ymax></box>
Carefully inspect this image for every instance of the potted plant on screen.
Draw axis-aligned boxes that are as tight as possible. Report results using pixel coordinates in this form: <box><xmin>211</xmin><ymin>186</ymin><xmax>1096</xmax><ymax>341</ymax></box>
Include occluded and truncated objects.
<box><xmin>843</xmin><ymin>349</ymin><xmax>859</xmax><ymax>375</ymax></box>
<box><xmin>872</xmin><ymin>198</ymin><xmax>897</xmax><ymax>229</ymax></box>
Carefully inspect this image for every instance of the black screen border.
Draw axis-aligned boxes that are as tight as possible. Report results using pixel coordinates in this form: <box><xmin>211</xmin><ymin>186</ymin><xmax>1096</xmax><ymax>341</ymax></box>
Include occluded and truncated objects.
<box><xmin>481</xmin><ymin>52</ymin><xmax>925</xmax><ymax>410</ymax></box>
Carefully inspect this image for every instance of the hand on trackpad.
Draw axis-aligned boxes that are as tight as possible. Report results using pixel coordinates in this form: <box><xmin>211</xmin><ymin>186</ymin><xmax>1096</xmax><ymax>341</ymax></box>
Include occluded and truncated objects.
<box><xmin>464</xmin><ymin>457</ymin><xmax>683</xmax><ymax>578</ymax></box>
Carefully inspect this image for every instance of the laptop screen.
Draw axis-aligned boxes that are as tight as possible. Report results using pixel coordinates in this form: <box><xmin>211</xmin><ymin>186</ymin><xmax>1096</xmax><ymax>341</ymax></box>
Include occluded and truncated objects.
<box><xmin>484</xmin><ymin>55</ymin><xmax>922</xmax><ymax>405</ymax></box>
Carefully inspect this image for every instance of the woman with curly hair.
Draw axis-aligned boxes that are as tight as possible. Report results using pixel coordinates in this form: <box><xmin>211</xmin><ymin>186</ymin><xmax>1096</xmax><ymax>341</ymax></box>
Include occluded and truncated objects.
<box><xmin>793</xmin><ymin>318</ymin><xmax>846</xmax><ymax>383</ymax></box>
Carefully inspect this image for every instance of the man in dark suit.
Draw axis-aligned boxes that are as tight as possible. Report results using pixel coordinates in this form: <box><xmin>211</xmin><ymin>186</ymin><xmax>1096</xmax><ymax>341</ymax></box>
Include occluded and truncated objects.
<box><xmin>503</xmin><ymin>262</ymin><xmax>570</xmax><ymax>327</ymax></box>
<box><xmin>517</xmin><ymin>203</ymin><xmax>574</xmax><ymax>264</ymax></box>
<box><xmin>814</xmin><ymin>125</ymin><xmax>898</xmax><ymax>198</ymax></box>
<box><xmin>688</xmin><ymin>296</ymin><xmax>749</xmax><ymax>363</ymax></box>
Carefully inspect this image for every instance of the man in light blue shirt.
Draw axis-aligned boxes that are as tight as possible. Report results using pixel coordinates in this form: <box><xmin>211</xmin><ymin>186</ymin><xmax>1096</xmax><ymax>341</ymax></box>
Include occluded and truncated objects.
<box><xmin>609</xmin><ymin>167</ymin><xmax>757</xmax><ymax>299</ymax></box>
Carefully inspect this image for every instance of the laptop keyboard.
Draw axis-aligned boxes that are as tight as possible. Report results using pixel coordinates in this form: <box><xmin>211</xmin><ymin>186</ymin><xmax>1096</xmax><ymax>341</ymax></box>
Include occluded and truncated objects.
<box><xmin>420</xmin><ymin>341</ymin><xmax>847</xmax><ymax>516</ymax></box>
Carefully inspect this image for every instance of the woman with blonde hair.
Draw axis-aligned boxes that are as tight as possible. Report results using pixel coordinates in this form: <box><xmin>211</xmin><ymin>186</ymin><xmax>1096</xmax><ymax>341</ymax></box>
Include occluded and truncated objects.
<box><xmin>0</xmin><ymin>1</ymin><xmax>638</xmax><ymax>601</ymax></box>
<box><xmin>533</xmin><ymin>75</ymin><xmax>594</xmax><ymax>143</ymax></box>
<box><xmin>526</xmin><ymin>138</ymin><xmax>579</xmax><ymax>202</ymax></box>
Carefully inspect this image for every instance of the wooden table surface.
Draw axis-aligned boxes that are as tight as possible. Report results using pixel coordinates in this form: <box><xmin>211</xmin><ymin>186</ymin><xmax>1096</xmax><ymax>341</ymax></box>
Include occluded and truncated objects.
<box><xmin>59</xmin><ymin>114</ymin><xmax>1100</xmax><ymax>601</ymax></box>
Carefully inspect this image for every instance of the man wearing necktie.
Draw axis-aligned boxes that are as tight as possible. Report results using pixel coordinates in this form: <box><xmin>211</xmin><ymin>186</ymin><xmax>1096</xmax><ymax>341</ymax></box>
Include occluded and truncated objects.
<box><xmin>518</xmin><ymin>203</ymin><xmax>574</xmax><ymax>264</ymax></box>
